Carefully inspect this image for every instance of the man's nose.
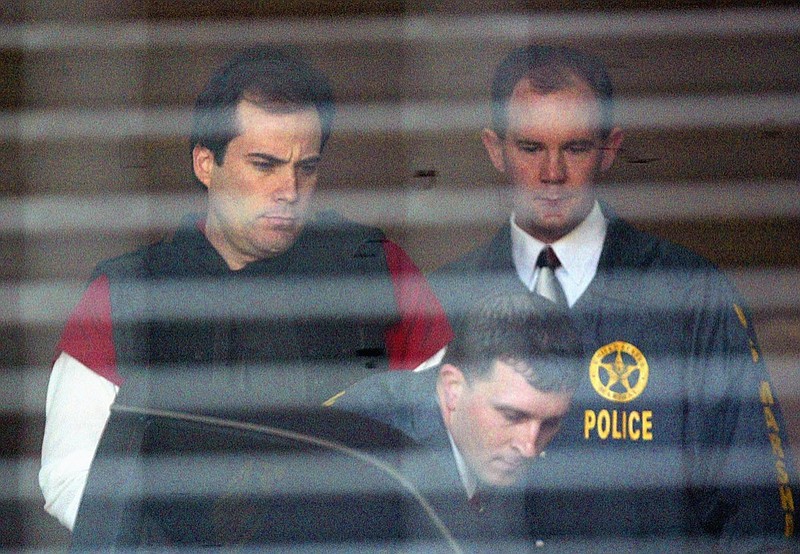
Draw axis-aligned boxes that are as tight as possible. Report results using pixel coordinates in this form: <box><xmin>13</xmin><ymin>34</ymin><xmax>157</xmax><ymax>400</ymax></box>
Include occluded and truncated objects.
<box><xmin>273</xmin><ymin>168</ymin><xmax>299</xmax><ymax>203</ymax></box>
<box><xmin>539</xmin><ymin>150</ymin><xmax>567</xmax><ymax>184</ymax></box>
<box><xmin>514</xmin><ymin>421</ymin><xmax>541</xmax><ymax>458</ymax></box>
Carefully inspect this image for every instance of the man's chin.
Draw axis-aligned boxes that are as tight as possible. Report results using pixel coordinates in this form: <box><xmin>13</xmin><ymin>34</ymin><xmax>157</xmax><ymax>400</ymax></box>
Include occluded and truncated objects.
<box><xmin>252</xmin><ymin>230</ymin><xmax>301</xmax><ymax>259</ymax></box>
<box><xmin>517</xmin><ymin>220</ymin><xmax>570</xmax><ymax>243</ymax></box>
<box><xmin>481</xmin><ymin>466</ymin><xmax>525</xmax><ymax>488</ymax></box>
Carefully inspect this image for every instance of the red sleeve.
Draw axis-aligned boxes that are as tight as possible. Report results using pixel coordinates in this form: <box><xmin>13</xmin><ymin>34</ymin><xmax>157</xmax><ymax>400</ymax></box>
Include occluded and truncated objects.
<box><xmin>382</xmin><ymin>240</ymin><xmax>454</xmax><ymax>370</ymax></box>
<box><xmin>56</xmin><ymin>274</ymin><xmax>123</xmax><ymax>386</ymax></box>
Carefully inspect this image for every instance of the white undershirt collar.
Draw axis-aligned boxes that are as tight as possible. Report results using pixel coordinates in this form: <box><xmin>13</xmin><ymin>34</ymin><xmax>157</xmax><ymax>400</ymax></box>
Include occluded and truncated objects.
<box><xmin>511</xmin><ymin>201</ymin><xmax>607</xmax><ymax>307</ymax></box>
<box><xmin>446</xmin><ymin>430</ymin><xmax>477</xmax><ymax>498</ymax></box>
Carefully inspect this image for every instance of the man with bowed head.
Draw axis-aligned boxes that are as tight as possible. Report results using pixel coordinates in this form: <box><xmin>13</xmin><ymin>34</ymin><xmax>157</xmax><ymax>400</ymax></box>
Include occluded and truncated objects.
<box><xmin>334</xmin><ymin>292</ymin><xmax>584</xmax><ymax>550</ymax></box>
<box><xmin>430</xmin><ymin>44</ymin><xmax>797</xmax><ymax>551</ymax></box>
<box><xmin>40</xmin><ymin>46</ymin><xmax>452</xmax><ymax>532</ymax></box>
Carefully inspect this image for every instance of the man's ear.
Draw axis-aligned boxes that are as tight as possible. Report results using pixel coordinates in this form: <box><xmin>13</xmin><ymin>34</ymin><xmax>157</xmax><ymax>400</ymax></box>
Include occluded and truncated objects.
<box><xmin>192</xmin><ymin>144</ymin><xmax>216</xmax><ymax>189</ymax></box>
<box><xmin>438</xmin><ymin>363</ymin><xmax>467</xmax><ymax>413</ymax></box>
<box><xmin>600</xmin><ymin>127</ymin><xmax>623</xmax><ymax>172</ymax></box>
<box><xmin>481</xmin><ymin>128</ymin><xmax>506</xmax><ymax>173</ymax></box>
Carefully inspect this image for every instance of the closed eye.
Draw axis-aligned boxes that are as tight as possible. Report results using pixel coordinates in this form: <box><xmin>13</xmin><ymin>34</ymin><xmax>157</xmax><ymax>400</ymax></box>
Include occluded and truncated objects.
<box><xmin>564</xmin><ymin>141</ymin><xmax>595</xmax><ymax>154</ymax></box>
<box><xmin>248</xmin><ymin>154</ymin><xmax>284</xmax><ymax>172</ymax></box>
<box><xmin>498</xmin><ymin>408</ymin><xmax>529</xmax><ymax>424</ymax></box>
<box><xmin>297</xmin><ymin>159</ymin><xmax>320</xmax><ymax>175</ymax></box>
<box><xmin>254</xmin><ymin>161</ymin><xmax>279</xmax><ymax>171</ymax></box>
<box><xmin>517</xmin><ymin>141</ymin><xmax>544</xmax><ymax>153</ymax></box>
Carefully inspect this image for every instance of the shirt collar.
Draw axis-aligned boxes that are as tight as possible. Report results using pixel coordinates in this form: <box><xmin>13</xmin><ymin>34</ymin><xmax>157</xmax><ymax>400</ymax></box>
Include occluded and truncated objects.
<box><xmin>511</xmin><ymin>201</ymin><xmax>607</xmax><ymax>305</ymax></box>
<box><xmin>446</xmin><ymin>429</ymin><xmax>478</xmax><ymax>498</ymax></box>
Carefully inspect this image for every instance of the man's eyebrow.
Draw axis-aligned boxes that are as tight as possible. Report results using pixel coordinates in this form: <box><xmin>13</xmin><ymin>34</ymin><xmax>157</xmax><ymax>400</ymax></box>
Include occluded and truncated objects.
<box><xmin>513</xmin><ymin>139</ymin><xmax>545</xmax><ymax>151</ymax></box>
<box><xmin>515</xmin><ymin>139</ymin><xmax>542</xmax><ymax>146</ymax></box>
<box><xmin>247</xmin><ymin>153</ymin><xmax>322</xmax><ymax>165</ymax></box>
<box><xmin>493</xmin><ymin>403</ymin><xmax>532</xmax><ymax>417</ymax></box>
<box><xmin>299</xmin><ymin>154</ymin><xmax>322</xmax><ymax>164</ymax></box>
<box><xmin>247</xmin><ymin>153</ymin><xmax>288</xmax><ymax>164</ymax></box>
<box><xmin>564</xmin><ymin>138</ymin><xmax>596</xmax><ymax>147</ymax></box>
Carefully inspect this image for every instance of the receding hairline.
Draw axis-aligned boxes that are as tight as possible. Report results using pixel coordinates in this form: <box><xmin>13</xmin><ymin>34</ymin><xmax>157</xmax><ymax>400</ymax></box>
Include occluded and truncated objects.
<box><xmin>512</xmin><ymin>70</ymin><xmax>599</xmax><ymax>102</ymax></box>
<box><xmin>503</xmin><ymin>76</ymin><xmax>606</xmax><ymax>135</ymax></box>
<box><xmin>230</xmin><ymin>97</ymin><xmax>324</xmax><ymax>141</ymax></box>
<box><xmin>240</xmin><ymin>90</ymin><xmax>323</xmax><ymax>114</ymax></box>
<box><xmin>491</xmin><ymin>46</ymin><xmax>615</xmax><ymax>140</ymax></box>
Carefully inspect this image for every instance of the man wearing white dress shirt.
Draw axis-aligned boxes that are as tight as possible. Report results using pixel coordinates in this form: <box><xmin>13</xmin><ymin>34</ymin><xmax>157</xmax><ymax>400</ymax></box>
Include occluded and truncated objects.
<box><xmin>429</xmin><ymin>44</ymin><xmax>797</xmax><ymax>552</ymax></box>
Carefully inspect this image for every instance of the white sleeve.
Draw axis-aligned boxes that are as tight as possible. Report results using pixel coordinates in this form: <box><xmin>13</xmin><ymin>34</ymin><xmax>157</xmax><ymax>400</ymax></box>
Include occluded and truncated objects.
<box><xmin>39</xmin><ymin>351</ymin><xmax>119</xmax><ymax>531</ymax></box>
<box><xmin>413</xmin><ymin>346</ymin><xmax>446</xmax><ymax>372</ymax></box>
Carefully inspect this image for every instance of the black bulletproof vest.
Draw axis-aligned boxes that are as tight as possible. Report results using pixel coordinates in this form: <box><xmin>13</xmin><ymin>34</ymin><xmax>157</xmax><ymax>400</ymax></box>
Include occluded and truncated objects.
<box><xmin>97</xmin><ymin>211</ymin><xmax>399</xmax><ymax>415</ymax></box>
<box><xmin>71</xmin><ymin>213</ymin><xmax>417</xmax><ymax>550</ymax></box>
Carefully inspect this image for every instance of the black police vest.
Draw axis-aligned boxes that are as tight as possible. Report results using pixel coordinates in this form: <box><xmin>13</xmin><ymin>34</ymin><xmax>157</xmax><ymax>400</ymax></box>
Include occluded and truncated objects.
<box><xmin>70</xmin><ymin>212</ymin><xmax>412</xmax><ymax>549</ymax></box>
<box><xmin>96</xmin><ymin>211</ymin><xmax>399</xmax><ymax>415</ymax></box>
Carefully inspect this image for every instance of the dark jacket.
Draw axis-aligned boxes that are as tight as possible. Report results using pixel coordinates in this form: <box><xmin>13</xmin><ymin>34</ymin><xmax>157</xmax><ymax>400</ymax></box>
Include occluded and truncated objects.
<box><xmin>72</xmin><ymin>211</ymin><xmax>408</xmax><ymax>549</ymax></box>
<box><xmin>429</xmin><ymin>207</ymin><xmax>797</xmax><ymax>552</ymax></box>
<box><xmin>335</xmin><ymin>368</ymin><xmax>538</xmax><ymax>553</ymax></box>
<box><xmin>97</xmin><ymin>210</ymin><xmax>399</xmax><ymax>412</ymax></box>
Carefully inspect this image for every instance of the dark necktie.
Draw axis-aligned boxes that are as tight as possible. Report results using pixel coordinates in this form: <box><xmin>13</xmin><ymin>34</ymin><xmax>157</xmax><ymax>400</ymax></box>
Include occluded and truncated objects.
<box><xmin>534</xmin><ymin>247</ymin><xmax>567</xmax><ymax>307</ymax></box>
<box><xmin>468</xmin><ymin>490</ymin><xmax>485</xmax><ymax>514</ymax></box>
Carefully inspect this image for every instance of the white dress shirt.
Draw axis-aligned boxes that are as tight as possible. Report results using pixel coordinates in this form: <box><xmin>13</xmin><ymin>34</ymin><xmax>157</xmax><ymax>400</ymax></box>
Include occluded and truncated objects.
<box><xmin>39</xmin><ymin>352</ymin><xmax>119</xmax><ymax>530</ymax></box>
<box><xmin>511</xmin><ymin>201</ymin><xmax>607</xmax><ymax>307</ymax></box>
<box><xmin>447</xmin><ymin>430</ymin><xmax>478</xmax><ymax>499</ymax></box>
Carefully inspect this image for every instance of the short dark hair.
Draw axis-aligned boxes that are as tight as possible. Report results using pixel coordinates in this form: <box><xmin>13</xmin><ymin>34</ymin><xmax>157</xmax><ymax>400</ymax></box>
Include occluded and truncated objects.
<box><xmin>190</xmin><ymin>46</ymin><xmax>335</xmax><ymax>166</ymax></box>
<box><xmin>442</xmin><ymin>292</ymin><xmax>583</xmax><ymax>393</ymax></box>
<box><xmin>490</xmin><ymin>44</ymin><xmax>614</xmax><ymax>140</ymax></box>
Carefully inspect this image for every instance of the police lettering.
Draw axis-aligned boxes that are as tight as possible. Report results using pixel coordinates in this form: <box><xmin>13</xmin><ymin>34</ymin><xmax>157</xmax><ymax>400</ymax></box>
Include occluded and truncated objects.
<box><xmin>776</xmin><ymin>460</ymin><xmax>790</xmax><ymax>485</ymax></box>
<box><xmin>760</xmin><ymin>380</ymin><xmax>796</xmax><ymax>538</ymax></box>
<box><xmin>779</xmin><ymin>485</ymin><xmax>795</xmax><ymax>512</ymax></box>
<box><xmin>764</xmin><ymin>406</ymin><xmax>780</xmax><ymax>433</ymax></box>
<box><xmin>760</xmin><ymin>380</ymin><xmax>775</xmax><ymax>405</ymax></box>
<box><xmin>769</xmin><ymin>433</ymin><xmax>785</xmax><ymax>459</ymax></box>
<box><xmin>584</xmin><ymin>409</ymin><xmax>653</xmax><ymax>441</ymax></box>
